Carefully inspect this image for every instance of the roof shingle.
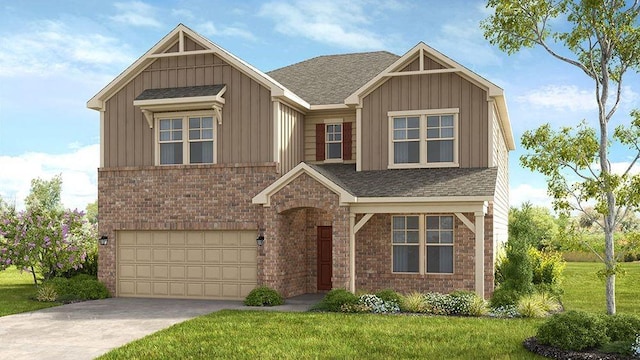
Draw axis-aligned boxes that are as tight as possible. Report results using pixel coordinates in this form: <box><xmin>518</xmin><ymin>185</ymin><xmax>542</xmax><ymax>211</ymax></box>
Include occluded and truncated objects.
<box><xmin>267</xmin><ymin>52</ymin><xmax>399</xmax><ymax>105</ymax></box>
<box><xmin>308</xmin><ymin>163</ymin><xmax>497</xmax><ymax>198</ymax></box>
<box><xmin>135</xmin><ymin>85</ymin><xmax>226</xmax><ymax>100</ymax></box>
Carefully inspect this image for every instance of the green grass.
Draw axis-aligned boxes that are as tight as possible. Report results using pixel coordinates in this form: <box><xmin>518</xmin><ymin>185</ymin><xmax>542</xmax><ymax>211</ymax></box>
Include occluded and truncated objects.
<box><xmin>562</xmin><ymin>261</ymin><xmax>640</xmax><ymax>315</ymax></box>
<box><xmin>0</xmin><ymin>267</ymin><xmax>59</xmax><ymax>317</ymax></box>
<box><xmin>98</xmin><ymin>311</ymin><xmax>544</xmax><ymax>360</ymax></box>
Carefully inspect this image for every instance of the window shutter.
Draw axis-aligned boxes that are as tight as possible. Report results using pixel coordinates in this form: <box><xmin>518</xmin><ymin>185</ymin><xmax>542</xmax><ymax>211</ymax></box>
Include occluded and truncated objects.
<box><xmin>343</xmin><ymin>122</ymin><xmax>352</xmax><ymax>160</ymax></box>
<box><xmin>316</xmin><ymin>123</ymin><xmax>325</xmax><ymax>161</ymax></box>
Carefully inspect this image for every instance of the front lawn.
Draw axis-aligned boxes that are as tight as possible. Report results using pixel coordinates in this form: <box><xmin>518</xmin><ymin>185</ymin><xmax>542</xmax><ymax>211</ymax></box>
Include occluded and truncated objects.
<box><xmin>562</xmin><ymin>261</ymin><xmax>640</xmax><ymax>315</ymax></box>
<box><xmin>0</xmin><ymin>267</ymin><xmax>59</xmax><ymax>317</ymax></box>
<box><xmin>99</xmin><ymin>311</ymin><xmax>544</xmax><ymax>359</ymax></box>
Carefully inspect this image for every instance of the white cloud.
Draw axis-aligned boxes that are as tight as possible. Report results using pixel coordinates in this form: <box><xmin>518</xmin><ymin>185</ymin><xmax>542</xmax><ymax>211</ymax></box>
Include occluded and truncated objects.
<box><xmin>259</xmin><ymin>0</ymin><xmax>385</xmax><ymax>50</ymax></box>
<box><xmin>0</xmin><ymin>20</ymin><xmax>133</xmax><ymax>78</ymax></box>
<box><xmin>431</xmin><ymin>20</ymin><xmax>503</xmax><ymax>68</ymax></box>
<box><xmin>110</xmin><ymin>1</ymin><xmax>162</xmax><ymax>28</ymax></box>
<box><xmin>510</xmin><ymin>183</ymin><xmax>553</xmax><ymax>208</ymax></box>
<box><xmin>198</xmin><ymin>22</ymin><xmax>257</xmax><ymax>42</ymax></box>
<box><xmin>171</xmin><ymin>8</ymin><xmax>195</xmax><ymax>20</ymax></box>
<box><xmin>0</xmin><ymin>145</ymin><xmax>99</xmax><ymax>211</ymax></box>
<box><xmin>517</xmin><ymin>84</ymin><xmax>639</xmax><ymax>112</ymax></box>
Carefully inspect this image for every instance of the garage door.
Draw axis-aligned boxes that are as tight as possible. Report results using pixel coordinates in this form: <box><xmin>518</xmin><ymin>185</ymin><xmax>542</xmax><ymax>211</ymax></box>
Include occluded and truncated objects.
<box><xmin>117</xmin><ymin>230</ymin><xmax>257</xmax><ymax>300</ymax></box>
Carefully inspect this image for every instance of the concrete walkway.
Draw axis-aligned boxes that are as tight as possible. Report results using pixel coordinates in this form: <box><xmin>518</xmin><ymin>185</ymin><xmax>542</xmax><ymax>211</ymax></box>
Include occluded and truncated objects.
<box><xmin>0</xmin><ymin>294</ymin><xmax>322</xmax><ymax>360</ymax></box>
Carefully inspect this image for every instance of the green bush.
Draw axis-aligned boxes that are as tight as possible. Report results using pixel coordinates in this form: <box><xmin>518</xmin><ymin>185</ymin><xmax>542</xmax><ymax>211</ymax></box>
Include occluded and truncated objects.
<box><xmin>36</xmin><ymin>283</ymin><xmax>58</xmax><ymax>302</ymax></box>
<box><xmin>517</xmin><ymin>292</ymin><xmax>561</xmax><ymax>318</ymax></box>
<box><xmin>42</xmin><ymin>275</ymin><xmax>110</xmax><ymax>302</ymax></box>
<box><xmin>536</xmin><ymin>310</ymin><xmax>608</xmax><ymax>351</ymax></box>
<box><xmin>374</xmin><ymin>289</ymin><xmax>402</xmax><ymax>304</ymax></box>
<box><xmin>423</xmin><ymin>292</ymin><xmax>451</xmax><ymax>315</ymax></box>
<box><xmin>448</xmin><ymin>291</ymin><xmax>485</xmax><ymax>316</ymax></box>
<box><xmin>60</xmin><ymin>244</ymin><xmax>98</xmax><ymax>278</ymax></box>
<box><xmin>400</xmin><ymin>292</ymin><xmax>429</xmax><ymax>313</ymax></box>
<box><xmin>599</xmin><ymin>313</ymin><xmax>640</xmax><ymax>342</ymax></box>
<box><xmin>490</xmin><ymin>287</ymin><xmax>521</xmax><ymax>308</ymax></box>
<box><xmin>243</xmin><ymin>286</ymin><xmax>284</xmax><ymax>306</ymax></box>
<box><xmin>311</xmin><ymin>289</ymin><xmax>358</xmax><ymax>312</ymax></box>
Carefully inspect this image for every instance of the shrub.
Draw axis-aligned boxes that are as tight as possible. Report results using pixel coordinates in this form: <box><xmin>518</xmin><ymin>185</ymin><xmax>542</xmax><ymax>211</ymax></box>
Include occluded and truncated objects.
<box><xmin>357</xmin><ymin>294</ymin><xmax>400</xmax><ymax>314</ymax></box>
<box><xmin>36</xmin><ymin>283</ymin><xmax>58</xmax><ymax>302</ymax></box>
<box><xmin>44</xmin><ymin>275</ymin><xmax>110</xmax><ymax>303</ymax></box>
<box><xmin>631</xmin><ymin>334</ymin><xmax>640</xmax><ymax>358</ymax></box>
<box><xmin>448</xmin><ymin>291</ymin><xmax>487</xmax><ymax>316</ymax></box>
<box><xmin>517</xmin><ymin>292</ymin><xmax>561</xmax><ymax>318</ymax></box>
<box><xmin>536</xmin><ymin>310</ymin><xmax>608</xmax><ymax>351</ymax></box>
<box><xmin>311</xmin><ymin>289</ymin><xmax>358</xmax><ymax>312</ymax></box>
<box><xmin>490</xmin><ymin>287</ymin><xmax>521</xmax><ymax>308</ymax></box>
<box><xmin>400</xmin><ymin>292</ymin><xmax>429</xmax><ymax>313</ymax></box>
<box><xmin>243</xmin><ymin>286</ymin><xmax>284</xmax><ymax>306</ymax></box>
<box><xmin>599</xmin><ymin>314</ymin><xmax>640</xmax><ymax>342</ymax></box>
<box><xmin>529</xmin><ymin>248</ymin><xmax>565</xmax><ymax>296</ymax></box>
<box><xmin>488</xmin><ymin>304</ymin><xmax>520</xmax><ymax>318</ymax></box>
<box><xmin>375</xmin><ymin>289</ymin><xmax>402</xmax><ymax>305</ymax></box>
<box><xmin>423</xmin><ymin>292</ymin><xmax>451</xmax><ymax>315</ymax></box>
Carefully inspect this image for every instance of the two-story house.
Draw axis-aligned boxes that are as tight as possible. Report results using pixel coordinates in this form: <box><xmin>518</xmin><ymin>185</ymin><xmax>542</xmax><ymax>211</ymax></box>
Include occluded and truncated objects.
<box><xmin>88</xmin><ymin>24</ymin><xmax>514</xmax><ymax>301</ymax></box>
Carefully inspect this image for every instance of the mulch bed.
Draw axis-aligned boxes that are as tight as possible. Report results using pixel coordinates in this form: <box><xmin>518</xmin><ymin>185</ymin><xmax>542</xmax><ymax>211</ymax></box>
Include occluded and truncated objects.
<box><xmin>523</xmin><ymin>337</ymin><xmax>633</xmax><ymax>360</ymax></box>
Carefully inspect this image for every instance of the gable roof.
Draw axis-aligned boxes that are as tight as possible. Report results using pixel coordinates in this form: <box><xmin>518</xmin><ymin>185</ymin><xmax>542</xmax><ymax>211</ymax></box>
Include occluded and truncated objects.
<box><xmin>267</xmin><ymin>52</ymin><xmax>399</xmax><ymax>106</ymax></box>
<box><xmin>87</xmin><ymin>24</ymin><xmax>308</xmax><ymax>111</ymax></box>
<box><xmin>134</xmin><ymin>85</ymin><xmax>226</xmax><ymax>100</ymax></box>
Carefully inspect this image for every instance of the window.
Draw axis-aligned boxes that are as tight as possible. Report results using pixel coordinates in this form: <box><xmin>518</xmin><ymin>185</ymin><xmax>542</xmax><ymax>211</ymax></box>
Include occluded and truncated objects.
<box><xmin>391</xmin><ymin>214</ymin><xmax>454</xmax><ymax>274</ymax></box>
<box><xmin>157</xmin><ymin>112</ymin><xmax>215</xmax><ymax>165</ymax></box>
<box><xmin>326</xmin><ymin>124</ymin><xmax>342</xmax><ymax>160</ymax></box>
<box><xmin>388</xmin><ymin>109</ymin><xmax>458</xmax><ymax>168</ymax></box>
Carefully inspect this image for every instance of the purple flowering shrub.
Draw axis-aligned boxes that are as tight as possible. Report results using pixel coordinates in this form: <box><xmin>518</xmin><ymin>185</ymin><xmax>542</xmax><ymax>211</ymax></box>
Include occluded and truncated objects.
<box><xmin>0</xmin><ymin>207</ymin><xmax>97</xmax><ymax>284</ymax></box>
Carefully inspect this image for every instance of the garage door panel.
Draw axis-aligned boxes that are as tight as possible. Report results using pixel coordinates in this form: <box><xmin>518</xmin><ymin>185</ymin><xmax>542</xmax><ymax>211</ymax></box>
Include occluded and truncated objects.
<box><xmin>118</xmin><ymin>230</ymin><xmax>257</xmax><ymax>300</ymax></box>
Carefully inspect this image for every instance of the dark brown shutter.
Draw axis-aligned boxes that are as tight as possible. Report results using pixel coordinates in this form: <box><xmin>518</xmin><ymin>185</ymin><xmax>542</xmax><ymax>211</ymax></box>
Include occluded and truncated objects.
<box><xmin>343</xmin><ymin>122</ymin><xmax>352</xmax><ymax>160</ymax></box>
<box><xmin>316</xmin><ymin>123</ymin><xmax>325</xmax><ymax>161</ymax></box>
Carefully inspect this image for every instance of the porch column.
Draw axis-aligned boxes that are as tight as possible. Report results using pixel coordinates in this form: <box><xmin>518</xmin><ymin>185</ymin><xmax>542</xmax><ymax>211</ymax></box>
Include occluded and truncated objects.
<box><xmin>349</xmin><ymin>213</ymin><xmax>356</xmax><ymax>292</ymax></box>
<box><xmin>474</xmin><ymin>211</ymin><xmax>485</xmax><ymax>299</ymax></box>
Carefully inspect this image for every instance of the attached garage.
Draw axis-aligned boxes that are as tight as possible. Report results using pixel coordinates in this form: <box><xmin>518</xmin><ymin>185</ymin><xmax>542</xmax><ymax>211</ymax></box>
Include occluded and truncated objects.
<box><xmin>117</xmin><ymin>230</ymin><xmax>257</xmax><ymax>300</ymax></box>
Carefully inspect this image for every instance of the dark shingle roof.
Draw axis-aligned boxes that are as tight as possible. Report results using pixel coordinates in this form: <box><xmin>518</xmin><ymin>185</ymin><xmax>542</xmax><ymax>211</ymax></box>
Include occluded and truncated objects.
<box><xmin>267</xmin><ymin>52</ymin><xmax>399</xmax><ymax>105</ymax></box>
<box><xmin>135</xmin><ymin>85</ymin><xmax>226</xmax><ymax>100</ymax></box>
<box><xmin>308</xmin><ymin>163</ymin><xmax>497</xmax><ymax>198</ymax></box>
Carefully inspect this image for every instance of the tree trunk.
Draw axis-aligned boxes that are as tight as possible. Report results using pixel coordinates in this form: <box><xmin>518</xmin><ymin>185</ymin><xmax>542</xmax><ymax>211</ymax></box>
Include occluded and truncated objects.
<box><xmin>604</xmin><ymin>225</ymin><xmax>616</xmax><ymax>314</ymax></box>
<box><xmin>30</xmin><ymin>265</ymin><xmax>38</xmax><ymax>286</ymax></box>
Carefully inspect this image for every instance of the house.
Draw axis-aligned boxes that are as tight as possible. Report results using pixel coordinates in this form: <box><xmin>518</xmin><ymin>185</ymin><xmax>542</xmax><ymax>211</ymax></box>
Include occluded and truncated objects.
<box><xmin>87</xmin><ymin>24</ymin><xmax>514</xmax><ymax>301</ymax></box>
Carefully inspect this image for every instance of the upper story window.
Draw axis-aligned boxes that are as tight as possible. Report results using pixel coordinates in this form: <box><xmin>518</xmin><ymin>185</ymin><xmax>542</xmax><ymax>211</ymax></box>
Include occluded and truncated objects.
<box><xmin>326</xmin><ymin>123</ymin><xmax>342</xmax><ymax>160</ymax></box>
<box><xmin>156</xmin><ymin>111</ymin><xmax>215</xmax><ymax>165</ymax></box>
<box><xmin>388</xmin><ymin>109</ymin><xmax>458</xmax><ymax>169</ymax></box>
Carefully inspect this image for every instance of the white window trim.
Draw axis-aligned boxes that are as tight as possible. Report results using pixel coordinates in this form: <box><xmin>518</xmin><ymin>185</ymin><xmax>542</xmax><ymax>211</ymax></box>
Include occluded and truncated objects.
<box><xmin>391</xmin><ymin>214</ymin><xmax>455</xmax><ymax>275</ymax></box>
<box><xmin>154</xmin><ymin>110</ymin><xmax>217</xmax><ymax>166</ymax></box>
<box><xmin>387</xmin><ymin>108</ymin><xmax>459</xmax><ymax>169</ymax></box>
<box><xmin>324</xmin><ymin>121</ymin><xmax>343</xmax><ymax>163</ymax></box>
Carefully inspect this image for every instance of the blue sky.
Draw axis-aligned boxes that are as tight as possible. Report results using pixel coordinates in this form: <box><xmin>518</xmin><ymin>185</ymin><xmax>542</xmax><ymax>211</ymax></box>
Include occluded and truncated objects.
<box><xmin>0</xmin><ymin>0</ymin><xmax>638</xmax><ymax>210</ymax></box>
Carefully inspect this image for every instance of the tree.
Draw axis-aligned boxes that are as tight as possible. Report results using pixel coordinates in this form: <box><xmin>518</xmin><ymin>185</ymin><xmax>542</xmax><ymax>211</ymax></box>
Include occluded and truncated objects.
<box><xmin>509</xmin><ymin>202</ymin><xmax>559</xmax><ymax>250</ymax></box>
<box><xmin>25</xmin><ymin>175</ymin><xmax>63</xmax><ymax>212</ymax></box>
<box><xmin>85</xmin><ymin>200</ymin><xmax>98</xmax><ymax>225</ymax></box>
<box><xmin>482</xmin><ymin>0</ymin><xmax>640</xmax><ymax>314</ymax></box>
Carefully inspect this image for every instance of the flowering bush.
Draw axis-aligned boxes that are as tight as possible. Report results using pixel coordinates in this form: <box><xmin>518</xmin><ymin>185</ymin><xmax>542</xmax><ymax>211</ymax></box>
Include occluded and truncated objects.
<box><xmin>358</xmin><ymin>294</ymin><xmax>400</xmax><ymax>314</ymax></box>
<box><xmin>423</xmin><ymin>292</ymin><xmax>451</xmax><ymax>315</ymax></box>
<box><xmin>488</xmin><ymin>304</ymin><xmax>521</xmax><ymax>318</ymax></box>
<box><xmin>632</xmin><ymin>334</ymin><xmax>640</xmax><ymax>358</ymax></box>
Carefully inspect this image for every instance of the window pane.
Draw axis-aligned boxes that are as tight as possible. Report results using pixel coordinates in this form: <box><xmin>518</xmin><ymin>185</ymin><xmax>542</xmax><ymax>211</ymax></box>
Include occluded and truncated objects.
<box><xmin>441</xmin><ymin>128</ymin><xmax>454</xmax><ymax>138</ymax></box>
<box><xmin>334</xmin><ymin>124</ymin><xmax>342</xmax><ymax>132</ymax></box>
<box><xmin>172</xmin><ymin>131</ymin><xmax>183</xmax><ymax>141</ymax></box>
<box><xmin>172</xmin><ymin>119</ymin><xmax>182</xmax><ymax>129</ymax></box>
<box><xmin>427</xmin><ymin>246</ymin><xmax>453</xmax><ymax>273</ymax></box>
<box><xmin>335</xmin><ymin>134</ymin><xmax>341</xmax><ymax>141</ymax></box>
<box><xmin>159</xmin><ymin>119</ymin><xmax>171</xmax><ymax>130</ymax></box>
<box><xmin>202</xmin><ymin>129</ymin><xmax>213</xmax><ymax>139</ymax></box>
<box><xmin>394</xmin><ymin>142</ymin><xmax>420</xmax><ymax>163</ymax></box>
<box><xmin>393</xmin><ymin>130</ymin><xmax>406</xmax><ymax>140</ymax></box>
<box><xmin>327</xmin><ymin>133</ymin><xmax>335</xmax><ymax>141</ymax></box>
<box><xmin>407</xmin><ymin>141</ymin><xmax>419</xmax><ymax>163</ymax></box>
<box><xmin>160</xmin><ymin>143</ymin><xmax>183</xmax><ymax>165</ymax></box>
<box><xmin>189</xmin><ymin>117</ymin><xmax>200</xmax><ymax>129</ymax></box>
<box><xmin>427</xmin><ymin>116</ymin><xmax>439</xmax><ymax>127</ymax></box>
<box><xmin>426</xmin><ymin>230</ymin><xmax>439</xmax><ymax>244</ymax></box>
<box><xmin>393</xmin><ymin>245</ymin><xmax>419</xmax><ymax>272</ymax></box>
<box><xmin>202</xmin><ymin>117</ymin><xmax>213</xmax><ymax>128</ymax></box>
<box><xmin>426</xmin><ymin>216</ymin><xmax>439</xmax><ymax>229</ymax></box>
<box><xmin>159</xmin><ymin>132</ymin><xmax>170</xmax><ymax>141</ymax></box>
<box><xmin>407</xmin><ymin>129</ymin><xmax>420</xmax><ymax>139</ymax></box>
<box><xmin>327</xmin><ymin>143</ymin><xmax>341</xmax><ymax>159</ymax></box>
<box><xmin>427</xmin><ymin>140</ymin><xmax>454</xmax><ymax>162</ymax></box>
<box><xmin>189</xmin><ymin>130</ymin><xmax>200</xmax><ymax>140</ymax></box>
<box><xmin>441</xmin><ymin>231</ymin><xmax>453</xmax><ymax>244</ymax></box>
<box><xmin>393</xmin><ymin>216</ymin><xmax>405</xmax><ymax>229</ymax></box>
<box><xmin>441</xmin><ymin>216</ymin><xmax>454</xmax><ymax>229</ymax></box>
<box><xmin>190</xmin><ymin>141</ymin><xmax>213</xmax><ymax>164</ymax></box>
<box><xmin>406</xmin><ymin>231</ymin><xmax>419</xmax><ymax>243</ymax></box>
<box><xmin>406</xmin><ymin>216</ymin><xmax>419</xmax><ymax>229</ymax></box>
<box><xmin>407</xmin><ymin>117</ymin><xmax>420</xmax><ymax>128</ymax></box>
<box><xmin>393</xmin><ymin>231</ymin><xmax>405</xmax><ymax>243</ymax></box>
<box><xmin>393</xmin><ymin>117</ymin><xmax>406</xmax><ymax>129</ymax></box>
<box><xmin>441</xmin><ymin>115</ymin><xmax>454</xmax><ymax>126</ymax></box>
<box><xmin>427</xmin><ymin>129</ymin><xmax>440</xmax><ymax>139</ymax></box>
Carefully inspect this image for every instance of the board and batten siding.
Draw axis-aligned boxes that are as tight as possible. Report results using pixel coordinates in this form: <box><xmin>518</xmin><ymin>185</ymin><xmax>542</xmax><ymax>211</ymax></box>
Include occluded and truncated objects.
<box><xmin>103</xmin><ymin>49</ymin><xmax>273</xmax><ymax>168</ymax></box>
<box><xmin>492</xmin><ymin>106</ymin><xmax>510</xmax><ymax>252</ymax></box>
<box><xmin>277</xmin><ymin>103</ymin><xmax>305</xmax><ymax>174</ymax></box>
<box><xmin>304</xmin><ymin>109</ymin><xmax>357</xmax><ymax>163</ymax></box>
<box><xmin>360</xmin><ymin>70</ymin><xmax>489</xmax><ymax>171</ymax></box>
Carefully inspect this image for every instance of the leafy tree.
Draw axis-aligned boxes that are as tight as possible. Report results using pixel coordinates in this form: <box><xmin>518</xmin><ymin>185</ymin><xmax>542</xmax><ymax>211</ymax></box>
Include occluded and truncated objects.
<box><xmin>509</xmin><ymin>202</ymin><xmax>559</xmax><ymax>250</ymax></box>
<box><xmin>25</xmin><ymin>175</ymin><xmax>63</xmax><ymax>212</ymax></box>
<box><xmin>482</xmin><ymin>0</ymin><xmax>640</xmax><ymax>314</ymax></box>
<box><xmin>85</xmin><ymin>200</ymin><xmax>98</xmax><ymax>224</ymax></box>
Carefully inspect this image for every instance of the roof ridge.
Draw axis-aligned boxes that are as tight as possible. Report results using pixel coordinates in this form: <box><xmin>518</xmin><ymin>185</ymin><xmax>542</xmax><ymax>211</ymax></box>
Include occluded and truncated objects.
<box><xmin>267</xmin><ymin>50</ymin><xmax>399</xmax><ymax>74</ymax></box>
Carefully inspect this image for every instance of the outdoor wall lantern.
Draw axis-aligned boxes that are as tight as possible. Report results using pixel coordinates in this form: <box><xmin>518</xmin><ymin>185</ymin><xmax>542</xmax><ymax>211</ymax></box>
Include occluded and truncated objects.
<box><xmin>99</xmin><ymin>235</ymin><xmax>109</xmax><ymax>246</ymax></box>
<box><xmin>256</xmin><ymin>228</ymin><xmax>265</xmax><ymax>246</ymax></box>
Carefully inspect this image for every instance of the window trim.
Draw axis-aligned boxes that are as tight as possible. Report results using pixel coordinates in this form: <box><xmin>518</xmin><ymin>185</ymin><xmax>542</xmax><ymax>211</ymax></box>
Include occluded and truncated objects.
<box><xmin>387</xmin><ymin>108</ymin><xmax>459</xmax><ymax>169</ymax></box>
<box><xmin>154</xmin><ymin>110</ymin><xmax>217</xmax><ymax>166</ymax></box>
<box><xmin>391</xmin><ymin>214</ymin><xmax>455</xmax><ymax>275</ymax></box>
<box><xmin>323</xmin><ymin>118</ymin><xmax>344</xmax><ymax>163</ymax></box>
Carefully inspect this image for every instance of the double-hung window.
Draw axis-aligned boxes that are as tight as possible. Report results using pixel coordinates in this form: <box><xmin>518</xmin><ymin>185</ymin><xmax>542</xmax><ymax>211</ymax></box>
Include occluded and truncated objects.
<box><xmin>157</xmin><ymin>112</ymin><xmax>215</xmax><ymax>165</ymax></box>
<box><xmin>391</xmin><ymin>215</ymin><xmax>454</xmax><ymax>274</ymax></box>
<box><xmin>389</xmin><ymin>109</ymin><xmax>458</xmax><ymax>168</ymax></box>
<box><xmin>326</xmin><ymin>123</ymin><xmax>342</xmax><ymax>160</ymax></box>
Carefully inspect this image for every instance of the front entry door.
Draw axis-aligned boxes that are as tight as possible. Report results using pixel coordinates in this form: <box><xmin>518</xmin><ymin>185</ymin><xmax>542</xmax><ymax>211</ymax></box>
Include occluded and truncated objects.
<box><xmin>317</xmin><ymin>226</ymin><xmax>333</xmax><ymax>291</ymax></box>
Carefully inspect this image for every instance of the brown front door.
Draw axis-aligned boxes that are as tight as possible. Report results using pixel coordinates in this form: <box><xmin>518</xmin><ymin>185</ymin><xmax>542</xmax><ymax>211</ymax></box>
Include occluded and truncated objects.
<box><xmin>317</xmin><ymin>226</ymin><xmax>333</xmax><ymax>291</ymax></box>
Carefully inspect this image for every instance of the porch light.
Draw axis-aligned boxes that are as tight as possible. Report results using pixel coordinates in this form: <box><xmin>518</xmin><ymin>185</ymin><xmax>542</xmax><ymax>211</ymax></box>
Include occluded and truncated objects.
<box><xmin>99</xmin><ymin>235</ymin><xmax>109</xmax><ymax>246</ymax></box>
<box><xmin>256</xmin><ymin>228</ymin><xmax>265</xmax><ymax>246</ymax></box>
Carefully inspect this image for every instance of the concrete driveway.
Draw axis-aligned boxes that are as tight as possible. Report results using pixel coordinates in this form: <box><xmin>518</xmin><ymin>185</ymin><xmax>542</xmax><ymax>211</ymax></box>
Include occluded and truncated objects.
<box><xmin>0</xmin><ymin>296</ymin><xmax>318</xmax><ymax>360</ymax></box>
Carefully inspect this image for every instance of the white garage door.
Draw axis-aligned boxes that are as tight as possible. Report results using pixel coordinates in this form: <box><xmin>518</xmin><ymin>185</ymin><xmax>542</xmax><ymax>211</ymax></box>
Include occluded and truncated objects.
<box><xmin>117</xmin><ymin>230</ymin><xmax>257</xmax><ymax>300</ymax></box>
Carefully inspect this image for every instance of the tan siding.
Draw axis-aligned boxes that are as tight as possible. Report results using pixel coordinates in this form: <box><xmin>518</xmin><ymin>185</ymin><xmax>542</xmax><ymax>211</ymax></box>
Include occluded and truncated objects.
<box><xmin>492</xmin><ymin>106</ymin><xmax>509</xmax><ymax>251</ymax></box>
<box><xmin>304</xmin><ymin>109</ymin><xmax>357</xmax><ymax>163</ymax></box>
<box><xmin>361</xmin><ymin>70</ymin><xmax>489</xmax><ymax>171</ymax></box>
<box><xmin>278</xmin><ymin>103</ymin><xmax>305</xmax><ymax>173</ymax></box>
<box><xmin>103</xmin><ymin>51</ymin><xmax>273</xmax><ymax>167</ymax></box>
